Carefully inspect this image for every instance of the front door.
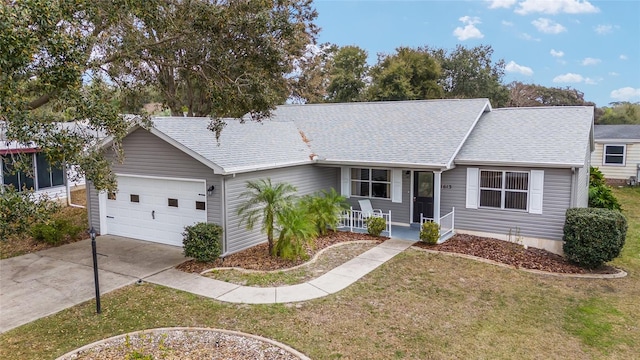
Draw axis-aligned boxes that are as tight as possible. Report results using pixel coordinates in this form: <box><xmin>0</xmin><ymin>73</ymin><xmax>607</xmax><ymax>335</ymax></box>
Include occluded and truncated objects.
<box><xmin>413</xmin><ymin>171</ymin><xmax>434</xmax><ymax>222</ymax></box>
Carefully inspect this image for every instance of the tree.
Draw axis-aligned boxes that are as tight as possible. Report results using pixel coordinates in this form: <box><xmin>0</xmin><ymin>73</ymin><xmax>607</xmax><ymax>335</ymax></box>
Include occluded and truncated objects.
<box><xmin>237</xmin><ymin>179</ymin><xmax>297</xmax><ymax>256</ymax></box>
<box><xmin>506</xmin><ymin>82</ymin><xmax>595</xmax><ymax>107</ymax></box>
<box><xmin>366</xmin><ymin>47</ymin><xmax>443</xmax><ymax>101</ymax></box>
<box><xmin>430</xmin><ymin>45</ymin><xmax>509</xmax><ymax>107</ymax></box>
<box><xmin>274</xmin><ymin>204</ymin><xmax>317</xmax><ymax>259</ymax></box>
<box><xmin>300</xmin><ymin>188</ymin><xmax>349</xmax><ymax>236</ymax></box>
<box><xmin>1</xmin><ymin>0</ymin><xmax>318</xmax><ymax>192</ymax></box>
<box><xmin>597</xmin><ymin>102</ymin><xmax>640</xmax><ymax>125</ymax></box>
<box><xmin>326</xmin><ymin>46</ymin><xmax>369</xmax><ymax>103</ymax></box>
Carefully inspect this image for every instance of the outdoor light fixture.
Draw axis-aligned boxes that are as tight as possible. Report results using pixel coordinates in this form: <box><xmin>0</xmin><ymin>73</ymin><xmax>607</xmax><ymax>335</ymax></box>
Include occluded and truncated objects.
<box><xmin>90</xmin><ymin>227</ymin><xmax>101</xmax><ymax>314</ymax></box>
<box><xmin>207</xmin><ymin>185</ymin><xmax>215</xmax><ymax>196</ymax></box>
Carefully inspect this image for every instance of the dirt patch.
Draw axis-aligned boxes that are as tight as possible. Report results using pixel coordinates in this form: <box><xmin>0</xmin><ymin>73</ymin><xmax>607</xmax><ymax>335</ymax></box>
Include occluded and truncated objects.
<box><xmin>413</xmin><ymin>234</ymin><xmax>618</xmax><ymax>274</ymax></box>
<box><xmin>177</xmin><ymin>231</ymin><xmax>384</xmax><ymax>273</ymax></box>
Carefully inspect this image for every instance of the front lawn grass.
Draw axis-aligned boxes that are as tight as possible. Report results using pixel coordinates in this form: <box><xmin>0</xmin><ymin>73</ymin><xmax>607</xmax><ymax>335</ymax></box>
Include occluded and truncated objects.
<box><xmin>1</xmin><ymin>187</ymin><xmax>638</xmax><ymax>359</ymax></box>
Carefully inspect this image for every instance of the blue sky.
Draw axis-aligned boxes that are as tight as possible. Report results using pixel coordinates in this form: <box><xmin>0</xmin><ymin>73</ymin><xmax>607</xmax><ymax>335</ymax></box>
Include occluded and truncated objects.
<box><xmin>313</xmin><ymin>0</ymin><xmax>640</xmax><ymax>107</ymax></box>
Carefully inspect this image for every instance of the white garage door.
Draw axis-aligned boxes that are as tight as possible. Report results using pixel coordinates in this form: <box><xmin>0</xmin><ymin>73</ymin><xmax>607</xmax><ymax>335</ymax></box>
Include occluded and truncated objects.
<box><xmin>104</xmin><ymin>175</ymin><xmax>207</xmax><ymax>246</ymax></box>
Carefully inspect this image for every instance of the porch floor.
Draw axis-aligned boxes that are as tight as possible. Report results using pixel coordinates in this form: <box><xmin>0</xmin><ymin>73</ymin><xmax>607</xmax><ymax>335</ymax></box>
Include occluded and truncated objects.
<box><xmin>339</xmin><ymin>225</ymin><xmax>420</xmax><ymax>241</ymax></box>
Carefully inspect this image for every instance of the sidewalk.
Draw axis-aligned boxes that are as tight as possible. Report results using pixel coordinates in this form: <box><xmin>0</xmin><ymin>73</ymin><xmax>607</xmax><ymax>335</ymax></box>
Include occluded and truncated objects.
<box><xmin>145</xmin><ymin>238</ymin><xmax>416</xmax><ymax>304</ymax></box>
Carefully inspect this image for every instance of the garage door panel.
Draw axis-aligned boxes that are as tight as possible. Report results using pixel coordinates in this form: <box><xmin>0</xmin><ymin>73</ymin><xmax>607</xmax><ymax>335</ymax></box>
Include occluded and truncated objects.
<box><xmin>105</xmin><ymin>176</ymin><xmax>207</xmax><ymax>246</ymax></box>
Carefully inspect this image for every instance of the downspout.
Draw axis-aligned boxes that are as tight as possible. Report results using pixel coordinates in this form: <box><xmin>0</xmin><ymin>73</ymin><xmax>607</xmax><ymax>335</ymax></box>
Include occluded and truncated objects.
<box><xmin>221</xmin><ymin>174</ymin><xmax>228</xmax><ymax>256</ymax></box>
<box><xmin>570</xmin><ymin>167</ymin><xmax>577</xmax><ymax>208</ymax></box>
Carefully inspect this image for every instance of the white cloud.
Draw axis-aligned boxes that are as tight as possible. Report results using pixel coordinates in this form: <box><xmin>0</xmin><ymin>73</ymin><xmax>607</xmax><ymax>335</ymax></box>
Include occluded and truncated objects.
<box><xmin>594</xmin><ymin>24</ymin><xmax>613</xmax><ymax>34</ymax></box>
<box><xmin>610</xmin><ymin>87</ymin><xmax>640</xmax><ymax>101</ymax></box>
<box><xmin>488</xmin><ymin>0</ymin><xmax>517</xmax><ymax>9</ymax></box>
<box><xmin>532</xmin><ymin>18</ymin><xmax>566</xmax><ymax>34</ymax></box>
<box><xmin>550</xmin><ymin>49</ymin><xmax>564</xmax><ymax>57</ymax></box>
<box><xmin>584</xmin><ymin>77</ymin><xmax>599</xmax><ymax>85</ymax></box>
<box><xmin>502</xmin><ymin>20</ymin><xmax>514</xmax><ymax>26</ymax></box>
<box><xmin>619</xmin><ymin>54</ymin><xmax>628</xmax><ymax>60</ymax></box>
<box><xmin>505</xmin><ymin>61</ymin><xmax>534</xmax><ymax>76</ymax></box>
<box><xmin>515</xmin><ymin>0</ymin><xmax>599</xmax><ymax>15</ymax></box>
<box><xmin>453</xmin><ymin>16</ymin><xmax>484</xmax><ymax>41</ymax></box>
<box><xmin>553</xmin><ymin>73</ymin><xmax>584</xmax><ymax>83</ymax></box>
<box><xmin>520</xmin><ymin>33</ymin><xmax>541</xmax><ymax>41</ymax></box>
<box><xmin>581</xmin><ymin>57</ymin><xmax>601</xmax><ymax>66</ymax></box>
<box><xmin>609</xmin><ymin>72</ymin><xmax>619</xmax><ymax>76</ymax></box>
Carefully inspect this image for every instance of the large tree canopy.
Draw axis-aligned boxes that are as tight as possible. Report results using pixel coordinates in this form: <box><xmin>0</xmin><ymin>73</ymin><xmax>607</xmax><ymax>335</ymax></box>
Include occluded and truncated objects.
<box><xmin>366</xmin><ymin>47</ymin><xmax>442</xmax><ymax>101</ymax></box>
<box><xmin>326</xmin><ymin>45</ymin><xmax>368</xmax><ymax>103</ymax></box>
<box><xmin>597</xmin><ymin>102</ymin><xmax>640</xmax><ymax>125</ymax></box>
<box><xmin>0</xmin><ymin>0</ymin><xmax>318</xmax><ymax>191</ymax></box>
<box><xmin>430</xmin><ymin>45</ymin><xmax>509</xmax><ymax>107</ymax></box>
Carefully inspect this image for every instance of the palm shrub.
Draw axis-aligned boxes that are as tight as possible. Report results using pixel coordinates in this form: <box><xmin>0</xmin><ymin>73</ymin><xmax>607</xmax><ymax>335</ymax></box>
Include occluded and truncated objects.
<box><xmin>237</xmin><ymin>179</ymin><xmax>297</xmax><ymax>256</ymax></box>
<box><xmin>365</xmin><ymin>216</ymin><xmax>386</xmax><ymax>237</ymax></box>
<box><xmin>182</xmin><ymin>222</ymin><xmax>223</xmax><ymax>262</ymax></box>
<box><xmin>274</xmin><ymin>203</ymin><xmax>317</xmax><ymax>260</ymax></box>
<box><xmin>300</xmin><ymin>188</ymin><xmax>349</xmax><ymax>236</ymax></box>
<box><xmin>589</xmin><ymin>167</ymin><xmax>622</xmax><ymax>210</ymax></box>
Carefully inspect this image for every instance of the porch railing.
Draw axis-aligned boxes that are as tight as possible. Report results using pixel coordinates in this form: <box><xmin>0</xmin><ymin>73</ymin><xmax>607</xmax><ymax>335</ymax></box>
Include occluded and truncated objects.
<box><xmin>420</xmin><ymin>207</ymin><xmax>455</xmax><ymax>242</ymax></box>
<box><xmin>338</xmin><ymin>207</ymin><xmax>392</xmax><ymax>237</ymax></box>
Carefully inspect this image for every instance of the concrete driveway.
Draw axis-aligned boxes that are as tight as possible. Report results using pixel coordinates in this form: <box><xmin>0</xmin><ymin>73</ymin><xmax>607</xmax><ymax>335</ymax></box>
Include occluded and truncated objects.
<box><xmin>0</xmin><ymin>236</ymin><xmax>185</xmax><ymax>333</ymax></box>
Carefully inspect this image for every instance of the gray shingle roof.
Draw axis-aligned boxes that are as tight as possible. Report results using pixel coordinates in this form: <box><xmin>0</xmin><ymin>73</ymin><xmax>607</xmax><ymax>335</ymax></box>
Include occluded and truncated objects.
<box><xmin>455</xmin><ymin>106</ymin><xmax>594</xmax><ymax>167</ymax></box>
<box><xmin>270</xmin><ymin>99</ymin><xmax>491</xmax><ymax>167</ymax></box>
<box><xmin>594</xmin><ymin>125</ymin><xmax>640</xmax><ymax>141</ymax></box>
<box><xmin>152</xmin><ymin>117</ymin><xmax>311</xmax><ymax>173</ymax></box>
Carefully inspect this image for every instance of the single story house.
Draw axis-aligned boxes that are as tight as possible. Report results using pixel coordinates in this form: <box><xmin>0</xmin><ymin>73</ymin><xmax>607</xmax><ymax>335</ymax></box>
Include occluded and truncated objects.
<box><xmin>0</xmin><ymin>122</ymin><xmax>87</xmax><ymax>203</ymax></box>
<box><xmin>87</xmin><ymin>99</ymin><xmax>594</xmax><ymax>255</ymax></box>
<box><xmin>591</xmin><ymin>125</ymin><xmax>640</xmax><ymax>184</ymax></box>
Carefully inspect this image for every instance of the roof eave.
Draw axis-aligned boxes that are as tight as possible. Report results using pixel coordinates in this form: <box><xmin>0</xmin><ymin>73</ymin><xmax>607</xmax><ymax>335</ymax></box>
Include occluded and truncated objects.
<box><xmin>221</xmin><ymin>159</ymin><xmax>315</xmax><ymax>175</ymax></box>
<box><xmin>316</xmin><ymin>159</ymin><xmax>447</xmax><ymax>170</ymax></box>
<box><xmin>454</xmin><ymin>159</ymin><xmax>584</xmax><ymax>169</ymax></box>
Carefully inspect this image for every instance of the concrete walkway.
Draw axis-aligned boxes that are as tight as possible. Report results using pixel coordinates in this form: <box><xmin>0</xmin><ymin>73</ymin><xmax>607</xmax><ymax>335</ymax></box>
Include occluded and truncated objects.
<box><xmin>145</xmin><ymin>238</ymin><xmax>416</xmax><ymax>304</ymax></box>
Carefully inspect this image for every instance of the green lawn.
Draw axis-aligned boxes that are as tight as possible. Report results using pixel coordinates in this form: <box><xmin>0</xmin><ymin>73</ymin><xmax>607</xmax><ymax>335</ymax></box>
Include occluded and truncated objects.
<box><xmin>1</xmin><ymin>188</ymin><xmax>638</xmax><ymax>359</ymax></box>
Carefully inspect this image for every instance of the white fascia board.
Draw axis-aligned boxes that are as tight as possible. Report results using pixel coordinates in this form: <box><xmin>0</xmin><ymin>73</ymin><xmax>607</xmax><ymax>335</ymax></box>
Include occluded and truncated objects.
<box><xmin>595</xmin><ymin>139</ymin><xmax>640</xmax><ymax>143</ymax></box>
<box><xmin>454</xmin><ymin>159</ymin><xmax>584</xmax><ymax>169</ymax></box>
<box><xmin>446</xmin><ymin>100</ymin><xmax>492</xmax><ymax>169</ymax></box>
<box><xmin>221</xmin><ymin>159</ymin><xmax>314</xmax><ymax>175</ymax></box>
<box><xmin>316</xmin><ymin>159</ymin><xmax>446</xmax><ymax>170</ymax></box>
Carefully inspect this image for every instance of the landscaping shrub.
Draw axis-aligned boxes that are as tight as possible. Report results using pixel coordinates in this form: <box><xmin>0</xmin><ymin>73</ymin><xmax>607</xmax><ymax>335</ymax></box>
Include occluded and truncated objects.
<box><xmin>30</xmin><ymin>218</ymin><xmax>83</xmax><ymax>245</ymax></box>
<box><xmin>419</xmin><ymin>221</ymin><xmax>440</xmax><ymax>245</ymax></box>
<box><xmin>274</xmin><ymin>204</ymin><xmax>317</xmax><ymax>260</ymax></box>
<box><xmin>589</xmin><ymin>167</ymin><xmax>622</xmax><ymax>211</ymax></box>
<box><xmin>300</xmin><ymin>188</ymin><xmax>349</xmax><ymax>236</ymax></box>
<box><xmin>563</xmin><ymin>207</ymin><xmax>627</xmax><ymax>269</ymax></box>
<box><xmin>365</xmin><ymin>216</ymin><xmax>386</xmax><ymax>237</ymax></box>
<box><xmin>0</xmin><ymin>185</ymin><xmax>60</xmax><ymax>240</ymax></box>
<box><xmin>182</xmin><ymin>223</ymin><xmax>223</xmax><ymax>262</ymax></box>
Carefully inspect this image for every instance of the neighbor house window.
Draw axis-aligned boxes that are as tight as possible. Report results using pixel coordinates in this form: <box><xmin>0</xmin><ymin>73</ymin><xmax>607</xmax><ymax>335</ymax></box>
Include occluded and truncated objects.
<box><xmin>603</xmin><ymin>145</ymin><xmax>625</xmax><ymax>165</ymax></box>
<box><xmin>479</xmin><ymin>170</ymin><xmax>528</xmax><ymax>211</ymax></box>
<box><xmin>351</xmin><ymin>168</ymin><xmax>390</xmax><ymax>199</ymax></box>
<box><xmin>1</xmin><ymin>153</ymin><xmax>64</xmax><ymax>191</ymax></box>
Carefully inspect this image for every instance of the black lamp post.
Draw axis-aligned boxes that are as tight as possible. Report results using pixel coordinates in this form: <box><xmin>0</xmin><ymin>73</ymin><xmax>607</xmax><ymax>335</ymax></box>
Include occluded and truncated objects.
<box><xmin>90</xmin><ymin>227</ymin><xmax>101</xmax><ymax>314</ymax></box>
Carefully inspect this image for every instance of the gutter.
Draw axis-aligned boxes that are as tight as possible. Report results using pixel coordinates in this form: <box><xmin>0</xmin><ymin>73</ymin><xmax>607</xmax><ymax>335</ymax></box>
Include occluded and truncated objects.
<box><xmin>453</xmin><ymin>160</ymin><xmax>584</xmax><ymax>169</ymax></box>
<box><xmin>316</xmin><ymin>159</ymin><xmax>447</xmax><ymax>170</ymax></box>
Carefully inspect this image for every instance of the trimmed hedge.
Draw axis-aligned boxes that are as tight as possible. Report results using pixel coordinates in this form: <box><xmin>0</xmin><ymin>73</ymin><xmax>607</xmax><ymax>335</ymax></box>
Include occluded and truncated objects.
<box><xmin>182</xmin><ymin>223</ymin><xmax>223</xmax><ymax>262</ymax></box>
<box><xmin>365</xmin><ymin>216</ymin><xmax>386</xmax><ymax>237</ymax></box>
<box><xmin>419</xmin><ymin>221</ymin><xmax>440</xmax><ymax>245</ymax></box>
<box><xmin>562</xmin><ymin>208</ymin><xmax>627</xmax><ymax>269</ymax></box>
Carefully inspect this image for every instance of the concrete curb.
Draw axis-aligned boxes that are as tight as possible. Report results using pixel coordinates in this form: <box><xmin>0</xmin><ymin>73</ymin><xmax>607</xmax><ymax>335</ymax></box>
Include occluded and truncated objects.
<box><xmin>201</xmin><ymin>240</ymin><xmax>381</xmax><ymax>275</ymax></box>
<box><xmin>55</xmin><ymin>327</ymin><xmax>311</xmax><ymax>360</ymax></box>
<box><xmin>411</xmin><ymin>246</ymin><xmax>628</xmax><ymax>279</ymax></box>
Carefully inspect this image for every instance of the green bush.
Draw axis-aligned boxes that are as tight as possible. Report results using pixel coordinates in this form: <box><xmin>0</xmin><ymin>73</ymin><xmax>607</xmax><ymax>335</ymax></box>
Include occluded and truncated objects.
<box><xmin>300</xmin><ymin>188</ymin><xmax>349</xmax><ymax>236</ymax></box>
<box><xmin>589</xmin><ymin>167</ymin><xmax>622</xmax><ymax>211</ymax></box>
<box><xmin>419</xmin><ymin>221</ymin><xmax>440</xmax><ymax>244</ymax></box>
<box><xmin>563</xmin><ymin>207</ymin><xmax>627</xmax><ymax>269</ymax></box>
<box><xmin>0</xmin><ymin>185</ymin><xmax>60</xmax><ymax>240</ymax></box>
<box><xmin>365</xmin><ymin>216</ymin><xmax>386</xmax><ymax>237</ymax></box>
<box><xmin>182</xmin><ymin>222</ymin><xmax>223</xmax><ymax>262</ymax></box>
<box><xmin>274</xmin><ymin>204</ymin><xmax>317</xmax><ymax>260</ymax></box>
<box><xmin>30</xmin><ymin>218</ymin><xmax>83</xmax><ymax>245</ymax></box>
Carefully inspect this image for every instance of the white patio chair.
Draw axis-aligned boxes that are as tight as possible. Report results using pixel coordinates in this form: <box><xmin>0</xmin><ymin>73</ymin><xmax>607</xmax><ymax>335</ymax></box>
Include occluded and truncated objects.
<box><xmin>358</xmin><ymin>199</ymin><xmax>383</xmax><ymax>218</ymax></box>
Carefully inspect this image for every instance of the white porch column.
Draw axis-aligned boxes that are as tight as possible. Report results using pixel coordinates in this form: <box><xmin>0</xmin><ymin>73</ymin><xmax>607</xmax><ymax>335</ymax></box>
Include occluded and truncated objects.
<box><xmin>433</xmin><ymin>170</ymin><xmax>442</xmax><ymax>225</ymax></box>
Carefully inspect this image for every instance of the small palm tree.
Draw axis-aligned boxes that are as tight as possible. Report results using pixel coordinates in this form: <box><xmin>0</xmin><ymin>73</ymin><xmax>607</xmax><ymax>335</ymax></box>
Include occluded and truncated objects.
<box><xmin>237</xmin><ymin>178</ymin><xmax>297</xmax><ymax>255</ymax></box>
<box><xmin>301</xmin><ymin>188</ymin><xmax>349</xmax><ymax>236</ymax></box>
<box><xmin>274</xmin><ymin>204</ymin><xmax>318</xmax><ymax>259</ymax></box>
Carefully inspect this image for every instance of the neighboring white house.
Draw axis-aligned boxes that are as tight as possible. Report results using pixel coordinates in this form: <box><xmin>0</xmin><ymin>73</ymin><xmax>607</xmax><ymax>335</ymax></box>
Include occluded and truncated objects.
<box><xmin>592</xmin><ymin>125</ymin><xmax>640</xmax><ymax>183</ymax></box>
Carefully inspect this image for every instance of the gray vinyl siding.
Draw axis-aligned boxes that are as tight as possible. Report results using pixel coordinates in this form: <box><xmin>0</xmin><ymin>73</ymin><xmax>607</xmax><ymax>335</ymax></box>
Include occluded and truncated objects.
<box><xmin>88</xmin><ymin>128</ymin><xmax>223</xmax><ymax>231</ymax></box>
<box><xmin>87</xmin><ymin>181</ymin><xmax>100</xmax><ymax>233</ymax></box>
<box><xmin>441</xmin><ymin>166</ymin><xmax>572</xmax><ymax>241</ymax></box>
<box><xmin>224</xmin><ymin>165</ymin><xmax>339</xmax><ymax>255</ymax></box>
<box><xmin>343</xmin><ymin>168</ymin><xmax>412</xmax><ymax>224</ymax></box>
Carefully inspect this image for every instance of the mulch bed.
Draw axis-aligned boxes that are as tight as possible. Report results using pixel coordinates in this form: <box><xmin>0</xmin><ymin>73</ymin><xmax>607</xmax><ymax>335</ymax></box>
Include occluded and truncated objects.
<box><xmin>176</xmin><ymin>231</ymin><xmax>383</xmax><ymax>274</ymax></box>
<box><xmin>413</xmin><ymin>233</ymin><xmax>618</xmax><ymax>274</ymax></box>
<box><xmin>177</xmin><ymin>231</ymin><xmax>619</xmax><ymax>275</ymax></box>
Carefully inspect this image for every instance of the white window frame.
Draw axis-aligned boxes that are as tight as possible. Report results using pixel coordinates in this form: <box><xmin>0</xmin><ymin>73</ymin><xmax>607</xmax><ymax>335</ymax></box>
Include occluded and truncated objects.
<box><xmin>350</xmin><ymin>168</ymin><xmax>391</xmax><ymax>200</ymax></box>
<box><xmin>478</xmin><ymin>170</ymin><xmax>529</xmax><ymax>212</ymax></box>
<box><xmin>603</xmin><ymin>144</ymin><xmax>626</xmax><ymax>166</ymax></box>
